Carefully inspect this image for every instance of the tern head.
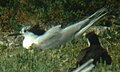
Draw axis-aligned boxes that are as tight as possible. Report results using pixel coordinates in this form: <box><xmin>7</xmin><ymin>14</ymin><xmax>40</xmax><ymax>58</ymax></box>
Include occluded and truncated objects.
<box><xmin>8</xmin><ymin>25</ymin><xmax>34</xmax><ymax>38</ymax></box>
<box><xmin>8</xmin><ymin>24</ymin><xmax>46</xmax><ymax>37</ymax></box>
<box><xmin>20</xmin><ymin>26</ymin><xmax>31</xmax><ymax>34</ymax></box>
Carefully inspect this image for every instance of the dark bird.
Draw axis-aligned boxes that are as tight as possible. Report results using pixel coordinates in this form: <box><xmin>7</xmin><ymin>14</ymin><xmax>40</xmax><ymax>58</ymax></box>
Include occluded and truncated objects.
<box><xmin>69</xmin><ymin>31</ymin><xmax>112</xmax><ymax>72</ymax></box>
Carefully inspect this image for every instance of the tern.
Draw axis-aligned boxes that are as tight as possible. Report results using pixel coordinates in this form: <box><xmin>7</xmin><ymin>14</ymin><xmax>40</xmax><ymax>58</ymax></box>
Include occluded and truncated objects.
<box><xmin>9</xmin><ymin>8</ymin><xmax>108</xmax><ymax>50</ymax></box>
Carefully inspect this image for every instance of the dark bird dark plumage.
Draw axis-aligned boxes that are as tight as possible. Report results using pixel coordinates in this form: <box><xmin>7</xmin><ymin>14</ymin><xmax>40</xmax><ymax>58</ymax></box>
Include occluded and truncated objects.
<box><xmin>69</xmin><ymin>31</ymin><xmax>112</xmax><ymax>72</ymax></box>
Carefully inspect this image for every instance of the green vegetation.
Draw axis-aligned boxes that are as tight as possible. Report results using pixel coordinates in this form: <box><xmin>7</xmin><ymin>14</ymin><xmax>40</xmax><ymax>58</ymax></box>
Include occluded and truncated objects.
<box><xmin>0</xmin><ymin>0</ymin><xmax>120</xmax><ymax>72</ymax></box>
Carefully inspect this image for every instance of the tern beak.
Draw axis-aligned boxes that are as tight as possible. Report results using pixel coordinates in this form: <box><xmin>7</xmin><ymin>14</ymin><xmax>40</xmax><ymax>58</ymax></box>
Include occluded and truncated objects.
<box><xmin>8</xmin><ymin>33</ymin><xmax>22</xmax><ymax>39</ymax></box>
<box><xmin>8</xmin><ymin>33</ymin><xmax>22</xmax><ymax>36</ymax></box>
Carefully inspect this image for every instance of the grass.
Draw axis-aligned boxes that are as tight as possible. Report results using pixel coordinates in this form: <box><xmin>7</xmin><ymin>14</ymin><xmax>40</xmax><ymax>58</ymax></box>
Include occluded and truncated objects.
<box><xmin>0</xmin><ymin>27</ymin><xmax>120</xmax><ymax>72</ymax></box>
<box><xmin>0</xmin><ymin>0</ymin><xmax>120</xmax><ymax>72</ymax></box>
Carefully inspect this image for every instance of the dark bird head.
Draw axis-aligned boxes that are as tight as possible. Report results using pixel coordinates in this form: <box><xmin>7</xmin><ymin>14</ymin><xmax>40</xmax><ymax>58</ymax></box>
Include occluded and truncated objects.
<box><xmin>86</xmin><ymin>31</ymin><xmax>101</xmax><ymax>46</ymax></box>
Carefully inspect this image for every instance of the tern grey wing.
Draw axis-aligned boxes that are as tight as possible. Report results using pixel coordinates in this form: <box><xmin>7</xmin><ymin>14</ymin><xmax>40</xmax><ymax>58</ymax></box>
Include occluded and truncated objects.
<box><xmin>75</xmin><ymin>8</ymin><xmax>108</xmax><ymax>36</ymax></box>
<box><xmin>46</xmin><ymin>25</ymin><xmax>61</xmax><ymax>34</ymax></box>
<box><xmin>33</xmin><ymin>25</ymin><xmax>62</xmax><ymax>49</ymax></box>
<box><xmin>34</xmin><ymin>32</ymin><xmax>62</xmax><ymax>49</ymax></box>
<box><xmin>61</xmin><ymin>8</ymin><xmax>108</xmax><ymax>39</ymax></box>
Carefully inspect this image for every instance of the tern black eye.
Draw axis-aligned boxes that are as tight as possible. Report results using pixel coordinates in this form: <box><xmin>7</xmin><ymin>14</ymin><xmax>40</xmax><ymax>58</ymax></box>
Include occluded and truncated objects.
<box><xmin>24</xmin><ymin>30</ymin><xmax>27</xmax><ymax>32</ymax></box>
